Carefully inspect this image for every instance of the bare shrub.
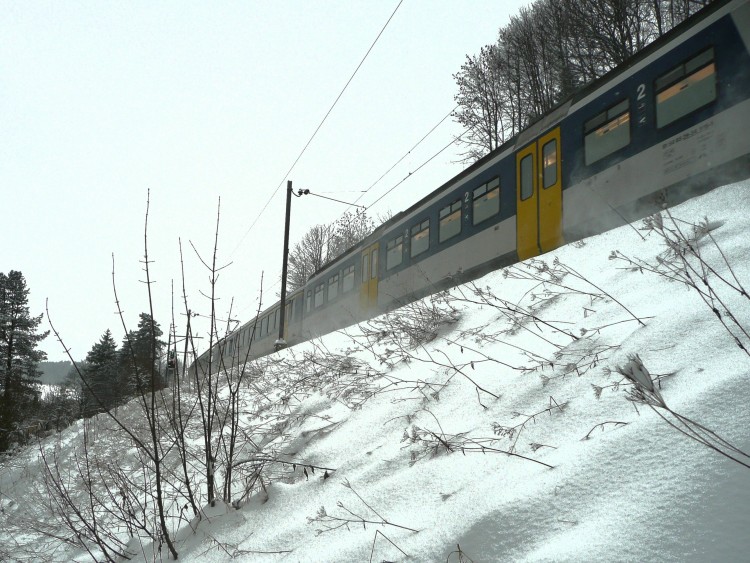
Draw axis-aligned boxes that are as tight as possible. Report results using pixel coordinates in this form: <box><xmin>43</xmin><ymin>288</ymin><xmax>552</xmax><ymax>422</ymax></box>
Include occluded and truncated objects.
<box><xmin>616</xmin><ymin>354</ymin><xmax>750</xmax><ymax>469</ymax></box>
<box><xmin>611</xmin><ymin>211</ymin><xmax>750</xmax><ymax>356</ymax></box>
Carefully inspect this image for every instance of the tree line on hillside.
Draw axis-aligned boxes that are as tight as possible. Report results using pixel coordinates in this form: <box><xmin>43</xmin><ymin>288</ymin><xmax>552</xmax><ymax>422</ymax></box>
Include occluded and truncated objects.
<box><xmin>0</xmin><ymin>269</ymin><xmax>169</xmax><ymax>453</ymax></box>
<box><xmin>453</xmin><ymin>0</ymin><xmax>714</xmax><ymax>162</ymax></box>
<box><xmin>64</xmin><ymin>314</ymin><xmax>168</xmax><ymax>418</ymax></box>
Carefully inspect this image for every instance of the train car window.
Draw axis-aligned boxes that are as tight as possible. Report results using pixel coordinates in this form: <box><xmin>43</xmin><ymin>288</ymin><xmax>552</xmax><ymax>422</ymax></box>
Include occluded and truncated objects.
<box><xmin>439</xmin><ymin>200</ymin><xmax>462</xmax><ymax>242</ymax></box>
<box><xmin>342</xmin><ymin>265</ymin><xmax>355</xmax><ymax>293</ymax></box>
<box><xmin>520</xmin><ymin>155</ymin><xmax>534</xmax><ymax>200</ymax></box>
<box><xmin>328</xmin><ymin>273</ymin><xmax>339</xmax><ymax>301</ymax></box>
<box><xmin>542</xmin><ymin>140</ymin><xmax>557</xmax><ymax>188</ymax></box>
<box><xmin>584</xmin><ymin>99</ymin><xmax>630</xmax><ymax>165</ymax></box>
<box><xmin>362</xmin><ymin>254</ymin><xmax>369</xmax><ymax>282</ymax></box>
<box><xmin>473</xmin><ymin>178</ymin><xmax>500</xmax><ymax>225</ymax></box>
<box><xmin>410</xmin><ymin>219</ymin><xmax>430</xmax><ymax>258</ymax></box>
<box><xmin>314</xmin><ymin>284</ymin><xmax>324</xmax><ymax>308</ymax></box>
<box><xmin>386</xmin><ymin>236</ymin><xmax>404</xmax><ymax>270</ymax></box>
<box><xmin>656</xmin><ymin>47</ymin><xmax>715</xmax><ymax>129</ymax></box>
<box><xmin>371</xmin><ymin>250</ymin><xmax>378</xmax><ymax>279</ymax></box>
<box><xmin>306</xmin><ymin>290</ymin><xmax>312</xmax><ymax>313</ymax></box>
<box><xmin>273</xmin><ymin>308</ymin><xmax>279</xmax><ymax>331</ymax></box>
<box><xmin>261</xmin><ymin>316</ymin><xmax>269</xmax><ymax>337</ymax></box>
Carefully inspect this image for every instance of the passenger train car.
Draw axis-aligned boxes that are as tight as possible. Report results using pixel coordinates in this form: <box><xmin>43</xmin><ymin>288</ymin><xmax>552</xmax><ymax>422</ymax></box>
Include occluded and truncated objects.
<box><xmin>194</xmin><ymin>0</ymin><xmax>750</xmax><ymax>373</ymax></box>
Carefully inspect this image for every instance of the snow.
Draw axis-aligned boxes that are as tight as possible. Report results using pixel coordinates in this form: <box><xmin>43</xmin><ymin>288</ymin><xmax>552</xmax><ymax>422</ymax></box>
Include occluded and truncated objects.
<box><xmin>1</xmin><ymin>181</ymin><xmax>749</xmax><ymax>562</ymax></box>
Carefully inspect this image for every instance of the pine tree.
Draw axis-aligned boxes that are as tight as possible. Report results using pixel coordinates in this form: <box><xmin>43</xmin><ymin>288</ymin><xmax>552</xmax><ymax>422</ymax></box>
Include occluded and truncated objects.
<box><xmin>0</xmin><ymin>271</ymin><xmax>49</xmax><ymax>451</ymax></box>
<box><xmin>81</xmin><ymin>329</ymin><xmax>119</xmax><ymax>416</ymax></box>
<box><xmin>119</xmin><ymin>313</ymin><xmax>165</xmax><ymax>397</ymax></box>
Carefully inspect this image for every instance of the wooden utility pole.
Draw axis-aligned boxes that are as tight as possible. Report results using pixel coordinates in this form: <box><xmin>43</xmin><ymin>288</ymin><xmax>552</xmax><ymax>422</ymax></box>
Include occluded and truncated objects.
<box><xmin>276</xmin><ymin>180</ymin><xmax>293</xmax><ymax>351</ymax></box>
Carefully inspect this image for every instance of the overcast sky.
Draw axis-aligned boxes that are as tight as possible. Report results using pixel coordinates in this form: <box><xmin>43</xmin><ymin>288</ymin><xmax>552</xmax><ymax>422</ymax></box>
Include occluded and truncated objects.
<box><xmin>1</xmin><ymin>1</ymin><xmax>529</xmax><ymax>362</ymax></box>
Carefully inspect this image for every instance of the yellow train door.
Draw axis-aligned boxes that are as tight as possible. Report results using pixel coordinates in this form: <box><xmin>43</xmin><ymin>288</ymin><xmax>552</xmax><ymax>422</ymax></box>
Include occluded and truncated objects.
<box><xmin>516</xmin><ymin>127</ymin><xmax>563</xmax><ymax>260</ymax></box>
<box><xmin>516</xmin><ymin>143</ymin><xmax>539</xmax><ymax>260</ymax></box>
<box><xmin>359</xmin><ymin>242</ymin><xmax>379</xmax><ymax>312</ymax></box>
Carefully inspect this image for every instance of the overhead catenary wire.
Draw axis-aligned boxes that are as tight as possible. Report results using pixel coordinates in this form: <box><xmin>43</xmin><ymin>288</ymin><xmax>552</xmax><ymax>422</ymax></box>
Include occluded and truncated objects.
<box><xmin>350</xmin><ymin>104</ymin><xmax>458</xmax><ymax>207</ymax></box>
<box><xmin>366</xmin><ymin>130</ymin><xmax>468</xmax><ymax>210</ymax></box>
<box><xmin>289</xmin><ymin>103</ymin><xmax>459</xmax><ymax>223</ymax></box>
<box><xmin>231</xmin><ymin>0</ymin><xmax>404</xmax><ymax>257</ymax></box>
<box><xmin>310</xmin><ymin>103</ymin><xmax>460</xmax><ymax>239</ymax></box>
<box><xmin>306</xmin><ymin>192</ymin><xmax>366</xmax><ymax>208</ymax></box>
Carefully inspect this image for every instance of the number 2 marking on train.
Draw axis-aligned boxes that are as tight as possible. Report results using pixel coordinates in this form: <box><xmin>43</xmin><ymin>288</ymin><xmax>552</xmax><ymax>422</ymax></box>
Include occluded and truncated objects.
<box><xmin>637</xmin><ymin>83</ymin><xmax>646</xmax><ymax>101</ymax></box>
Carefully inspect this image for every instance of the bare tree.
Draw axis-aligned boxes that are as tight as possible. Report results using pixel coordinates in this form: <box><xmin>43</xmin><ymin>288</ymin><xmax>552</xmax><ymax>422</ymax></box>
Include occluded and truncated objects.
<box><xmin>40</xmin><ymin>193</ymin><xmax>181</xmax><ymax>560</ymax></box>
<box><xmin>452</xmin><ymin>45</ymin><xmax>507</xmax><ymax>163</ymax></box>
<box><xmin>287</xmin><ymin>224</ymin><xmax>332</xmax><ymax>291</ymax></box>
<box><xmin>327</xmin><ymin>210</ymin><xmax>377</xmax><ymax>260</ymax></box>
<box><xmin>287</xmin><ymin>210</ymin><xmax>380</xmax><ymax>291</ymax></box>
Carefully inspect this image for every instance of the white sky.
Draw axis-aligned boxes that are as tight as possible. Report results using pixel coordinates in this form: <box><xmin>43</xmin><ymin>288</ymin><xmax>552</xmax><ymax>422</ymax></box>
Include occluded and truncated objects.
<box><xmin>1</xmin><ymin>0</ymin><xmax>529</xmax><ymax>362</ymax></box>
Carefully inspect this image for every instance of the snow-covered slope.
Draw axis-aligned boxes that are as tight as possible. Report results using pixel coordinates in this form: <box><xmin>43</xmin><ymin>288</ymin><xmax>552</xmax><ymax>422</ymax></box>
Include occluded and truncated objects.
<box><xmin>2</xmin><ymin>181</ymin><xmax>749</xmax><ymax>562</ymax></box>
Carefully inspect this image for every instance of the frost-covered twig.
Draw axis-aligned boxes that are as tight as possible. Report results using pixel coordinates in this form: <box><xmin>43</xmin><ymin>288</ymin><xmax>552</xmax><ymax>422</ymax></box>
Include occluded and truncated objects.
<box><xmin>492</xmin><ymin>396</ymin><xmax>567</xmax><ymax>454</ymax></box>
<box><xmin>616</xmin><ymin>354</ymin><xmax>750</xmax><ymax>469</ymax></box>
<box><xmin>582</xmin><ymin>421</ymin><xmax>628</xmax><ymax>440</ymax></box>
<box><xmin>401</xmin><ymin>409</ymin><xmax>555</xmax><ymax>469</ymax></box>
<box><xmin>611</xmin><ymin>212</ymin><xmax>750</xmax><ymax>356</ymax></box>
<box><xmin>369</xmin><ymin>529</ymin><xmax>409</xmax><ymax>563</ymax></box>
<box><xmin>446</xmin><ymin>543</ymin><xmax>476</xmax><ymax>563</ymax></box>
<box><xmin>307</xmin><ymin>479</ymin><xmax>419</xmax><ymax>536</ymax></box>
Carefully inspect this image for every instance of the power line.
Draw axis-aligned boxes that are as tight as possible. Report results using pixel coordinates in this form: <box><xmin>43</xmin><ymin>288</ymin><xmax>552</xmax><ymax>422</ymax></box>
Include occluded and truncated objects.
<box><xmin>352</xmin><ymin>104</ymin><xmax>457</xmax><ymax>206</ymax></box>
<box><xmin>367</xmin><ymin>130</ymin><xmax>467</xmax><ymax>210</ymax></box>
<box><xmin>307</xmin><ymin>191</ymin><xmax>366</xmax><ymax>208</ymax></box>
<box><xmin>316</xmin><ymin>103</ymin><xmax>457</xmax><ymax>230</ymax></box>
<box><xmin>231</xmin><ymin>0</ymin><xmax>404</xmax><ymax>257</ymax></box>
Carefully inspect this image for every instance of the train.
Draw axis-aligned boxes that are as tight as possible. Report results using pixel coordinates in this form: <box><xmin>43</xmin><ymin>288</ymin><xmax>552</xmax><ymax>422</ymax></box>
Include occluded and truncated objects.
<box><xmin>193</xmin><ymin>0</ymin><xmax>750</xmax><ymax>373</ymax></box>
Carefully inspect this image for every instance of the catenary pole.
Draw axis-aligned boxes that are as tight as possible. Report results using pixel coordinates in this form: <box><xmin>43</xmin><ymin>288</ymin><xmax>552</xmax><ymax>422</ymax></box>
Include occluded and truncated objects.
<box><xmin>276</xmin><ymin>180</ymin><xmax>293</xmax><ymax>351</ymax></box>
